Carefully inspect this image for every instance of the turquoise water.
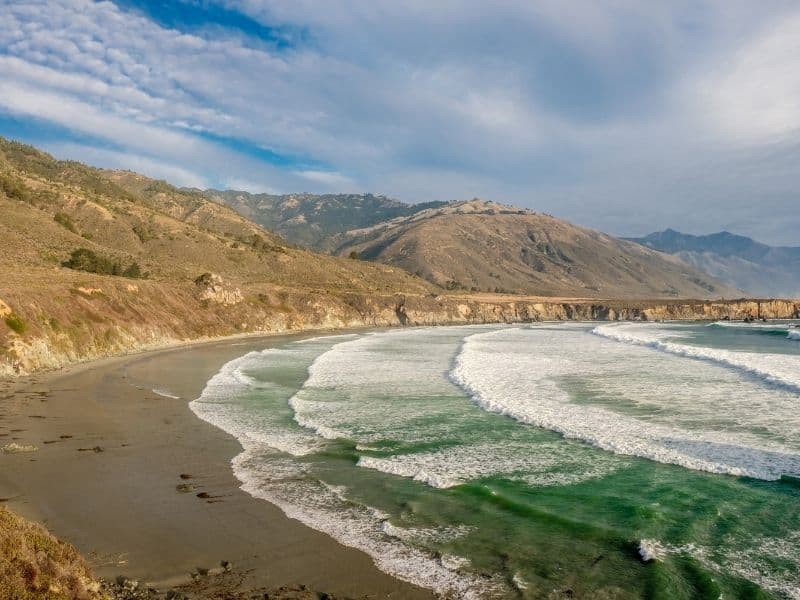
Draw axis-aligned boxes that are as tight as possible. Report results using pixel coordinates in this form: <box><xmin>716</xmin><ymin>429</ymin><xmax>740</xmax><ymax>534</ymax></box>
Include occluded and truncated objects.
<box><xmin>190</xmin><ymin>322</ymin><xmax>800</xmax><ymax>599</ymax></box>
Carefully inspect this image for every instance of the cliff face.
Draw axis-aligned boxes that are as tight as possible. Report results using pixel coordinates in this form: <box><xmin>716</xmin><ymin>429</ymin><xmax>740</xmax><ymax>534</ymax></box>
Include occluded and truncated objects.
<box><xmin>2</xmin><ymin>276</ymin><xmax>797</xmax><ymax>377</ymax></box>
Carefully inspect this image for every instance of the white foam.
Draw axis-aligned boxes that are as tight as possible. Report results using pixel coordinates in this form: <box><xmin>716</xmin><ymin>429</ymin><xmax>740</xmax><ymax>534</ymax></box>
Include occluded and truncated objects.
<box><xmin>688</xmin><ymin>530</ymin><xmax>800</xmax><ymax>600</ymax></box>
<box><xmin>287</xmin><ymin>326</ymin><xmax>492</xmax><ymax>445</ymax></box>
<box><xmin>789</xmin><ymin>329</ymin><xmax>800</xmax><ymax>341</ymax></box>
<box><xmin>638</xmin><ymin>539</ymin><xmax>698</xmax><ymax>562</ymax></box>
<box><xmin>711</xmin><ymin>321</ymin><xmax>789</xmax><ymax>330</ymax></box>
<box><xmin>231</xmin><ymin>444</ymin><xmax>505</xmax><ymax>599</ymax></box>
<box><xmin>190</xmin><ymin>334</ymin><xmax>509</xmax><ymax>599</ymax></box>
<box><xmin>512</xmin><ymin>573</ymin><xmax>529</xmax><ymax>591</ymax></box>
<box><xmin>717</xmin><ymin>531</ymin><xmax>800</xmax><ymax>600</ymax></box>
<box><xmin>593</xmin><ymin>322</ymin><xmax>800</xmax><ymax>392</ymax></box>
<box><xmin>451</xmin><ymin>327</ymin><xmax>800</xmax><ymax>480</ymax></box>
<box><xmin>358</xmin><ymin>441</ymin><xmax>619</xmax><ymax>489</ymax></box>
<box><xmin>638</xmin><ymin>539</ymin><xmax>664</xmax><ymax>562</ymax></box>
<box><xmin>381</xmin><ymin>521</ymin><xmax>474</xmax><ymax>544</ymax></box>
<box><xmin>190</xmin><ymin>345</ymin><xmax>331</xmax><ymax>457</ymax></box>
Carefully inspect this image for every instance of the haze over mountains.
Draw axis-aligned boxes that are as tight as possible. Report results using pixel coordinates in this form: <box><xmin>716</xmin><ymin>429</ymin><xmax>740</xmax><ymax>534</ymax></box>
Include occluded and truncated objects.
<box><xmin>208</xmin><ymin>191</ymin><xmax>739</xmax><ymax>298</ymax></box>
<box><xmin>628</xmin><ymin>229</ymin><xmax>800</xmax><ymax>298</ymax></box>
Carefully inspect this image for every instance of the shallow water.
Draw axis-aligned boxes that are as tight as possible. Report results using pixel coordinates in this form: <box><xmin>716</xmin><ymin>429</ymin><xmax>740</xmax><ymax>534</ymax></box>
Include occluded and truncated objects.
<box><xmin>191</xmin><ymin>322</ymin><xmax>800</xmax><ymax>599</ymax></box>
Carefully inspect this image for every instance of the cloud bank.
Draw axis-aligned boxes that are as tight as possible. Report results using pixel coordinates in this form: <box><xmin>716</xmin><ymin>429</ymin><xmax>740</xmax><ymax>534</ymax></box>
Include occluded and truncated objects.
<box><xmin>1</xmin><ymin>0</ymin><xmax>799</xmax><ymax>244</ymax></box>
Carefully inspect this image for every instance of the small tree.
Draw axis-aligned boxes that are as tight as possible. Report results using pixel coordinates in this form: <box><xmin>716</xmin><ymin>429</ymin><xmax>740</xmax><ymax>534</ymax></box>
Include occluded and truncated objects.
<box><xmin>122</xmin><ymin>262</ymin><xmax>142</xmax><ymax>278</ymax></box>
<box><xmin>348</xmin><ymin>250</ymin><xmax>359</xmax><ymax>260</ymax></box>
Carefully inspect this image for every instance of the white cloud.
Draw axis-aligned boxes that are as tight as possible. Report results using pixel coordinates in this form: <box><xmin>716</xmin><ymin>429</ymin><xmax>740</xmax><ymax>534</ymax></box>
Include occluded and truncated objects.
<box><xmin>294</xmin><ymin>169</ymin><xmax>356</xmax><ymax>188</ymax></box>
<box><xmin>44</xmin><ymin>142</ymin><xmax>211</xmax><ymax>188</ymax></box>
<box><xmin>693</xmin><ymin>11</ymin><xmax>800</xmax><ymax>143</ymax></box>
<box><xmin>0</xmin><ymin>0</ymin><xmax>799</xmax><ymax>243</ymax></box>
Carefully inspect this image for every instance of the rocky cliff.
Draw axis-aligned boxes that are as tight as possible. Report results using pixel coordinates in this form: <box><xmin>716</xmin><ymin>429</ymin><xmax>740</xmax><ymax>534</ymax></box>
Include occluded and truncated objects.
<box><xmin>2</xmin><ymin>276</ymin><xmax>797</xmax><ymax>377</ymax></box>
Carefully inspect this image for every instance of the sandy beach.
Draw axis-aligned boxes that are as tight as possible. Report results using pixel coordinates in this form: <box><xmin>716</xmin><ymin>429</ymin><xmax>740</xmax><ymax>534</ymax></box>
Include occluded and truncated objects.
<box><xmin>0</xmin><ymin>332</ymin><xmax>434</xmax><ymax>599</ymax></box>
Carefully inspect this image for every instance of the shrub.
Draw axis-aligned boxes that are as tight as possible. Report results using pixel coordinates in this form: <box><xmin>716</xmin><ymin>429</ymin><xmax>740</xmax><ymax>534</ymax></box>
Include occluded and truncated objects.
<box><xmin>63</xmin><ymin>248</ymin><xmax>118</xmax><ymax>275</ymax></box>
<box><xmin>348</xmin><ymin>250</ymin><xmax>360</xmax><ymax>260</ymax></box>
<box><xmin>0</xmin><ymin>173</ymin><xmax>30</xmax><ymax>203</ymax></box>
<box><xmin>243</xmin><ymin>233</ymin><xmax>286</xmax><ymax>254</ymax></box>
<box><xmin>62</xmin><ymin>248</ymin><xmax>145</xmax><ymax>279</ymax></box>
<box><xmin>122</xmin><ymin>262</ymin><xmax>142</xmax><ymax>278</ymax></box>
<box><xmin>4</xmin><ymin>314</ymin><xmax>26</xmax><ymax>335</ymax></box>
<box><xmin>54</xmin><ymin>212</ymin><xmax>77</xmax><ymax>233</ymax></box>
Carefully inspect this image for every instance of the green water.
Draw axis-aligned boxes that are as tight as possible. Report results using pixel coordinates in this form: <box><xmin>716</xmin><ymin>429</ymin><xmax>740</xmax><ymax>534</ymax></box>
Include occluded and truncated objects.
<box><xmin>191</xmin><ymin>323</ymin><xmax>800</xmax><ymax>598</ymax></box>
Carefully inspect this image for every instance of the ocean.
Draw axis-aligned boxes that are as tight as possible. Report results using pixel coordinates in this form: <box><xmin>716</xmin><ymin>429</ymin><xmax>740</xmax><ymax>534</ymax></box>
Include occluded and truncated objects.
<box><xmin>190</xmin><ymin>321</ymin><xmax>800</xmax><ymax>599</ymax></box>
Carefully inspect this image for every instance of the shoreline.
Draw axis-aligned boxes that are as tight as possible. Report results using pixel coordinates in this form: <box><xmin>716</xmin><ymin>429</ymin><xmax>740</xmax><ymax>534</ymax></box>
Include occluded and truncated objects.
<box><xmin>0</xmin><ymin>330</ymin><xmax>435</xmax><ymax>598</ymax></box>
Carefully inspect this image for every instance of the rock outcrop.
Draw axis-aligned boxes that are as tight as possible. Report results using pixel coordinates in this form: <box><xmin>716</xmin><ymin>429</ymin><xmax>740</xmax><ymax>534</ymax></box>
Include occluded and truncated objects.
<box><xmin>194</xmin><ymin>273</ymin><xmax>244</xmax><ymax>306</ymax></box>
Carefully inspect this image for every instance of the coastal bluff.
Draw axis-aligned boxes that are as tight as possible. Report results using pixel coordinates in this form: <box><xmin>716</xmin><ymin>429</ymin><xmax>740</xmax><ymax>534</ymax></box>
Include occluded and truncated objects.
<box><xmin>1</xmin><ymin>280</ymin><xmax>797</xmax><ymax>377</ymax></box>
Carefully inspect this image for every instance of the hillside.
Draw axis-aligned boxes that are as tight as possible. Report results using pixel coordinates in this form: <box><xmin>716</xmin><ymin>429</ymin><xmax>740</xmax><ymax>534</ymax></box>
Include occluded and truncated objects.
<box><xmin>0</xmin><ymin>138</ymin><xmax>437</xmax><ymax>292</ymax></box>
<box><xmin>1</xmin><ymin>138</ymin><xmax>787</xmax><ymax>378</ymax></box>
<box><xmin>328</xmin><ymin>200</ymin><xmax>741</xmax><ymax>298</ymax></box>
<box><xmin>0</xmin><ymin>137</ymin><xmax>446</xmax><ymax>375</ymax></box>
<box><xmin>627</xmin><ymin>229</ymin><xmax>800</xmax><ymax>297</ymax></box>
<box><xmin>205</xmin><ymin>189</ymin><xmax>445</xmax><ymax>251</ymax></box>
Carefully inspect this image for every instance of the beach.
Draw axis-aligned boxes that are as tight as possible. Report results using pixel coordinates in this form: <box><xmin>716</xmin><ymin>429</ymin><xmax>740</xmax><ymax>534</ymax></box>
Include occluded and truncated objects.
<box><xmin>0</xmin><ymin>332</ymin><xmax>434</xmax><ymax>599</ymax></box>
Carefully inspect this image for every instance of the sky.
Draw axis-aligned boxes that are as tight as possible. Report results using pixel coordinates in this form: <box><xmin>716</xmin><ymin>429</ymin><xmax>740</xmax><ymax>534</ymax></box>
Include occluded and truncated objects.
<box><xmin>1</xmin><ymin>1</ymin><xmax>799</xmax><ymax>245</ymax></box>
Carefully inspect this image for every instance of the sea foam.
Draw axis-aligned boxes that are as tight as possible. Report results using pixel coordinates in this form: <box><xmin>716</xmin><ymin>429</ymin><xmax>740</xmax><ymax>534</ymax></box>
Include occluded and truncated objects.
<box><xmin>450</xmin><ymin>326</ymin><xmax>800</xmax><ymax>480</ymax></box>
<box><xmin>191</xmin><ymin>334</ymin><xmax>507</xmax><ymax>599</ymax></box>
<box><xmin>593</xmin><ymin>322</ymin><xmax>800</xmax><ymax>392</ymax></box>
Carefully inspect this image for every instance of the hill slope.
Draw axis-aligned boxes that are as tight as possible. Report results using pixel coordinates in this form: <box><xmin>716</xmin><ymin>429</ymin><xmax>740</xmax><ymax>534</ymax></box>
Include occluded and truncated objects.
<box><xmin>627</xmin><ymin>229</ymin><xmax>800</xmax><ymax>298</ymax></box>
<box><xmin>0</xmin><ymin>137</ymin><xmax>449</xmax><ymax>374</ymax></box>
<box><xmin>205</xmin><ymin>189</ymin><xmax>445</xmax><ymax>252</ymax></box>
<box><xmin>0</xmin><ymin>138</ymin><xmax>795</xmax><ymax>377</ymax></box>
<box><xmin>329</xmin><ymin>200</ymin><xmax>740</xmax><ymax>298</ymax></box>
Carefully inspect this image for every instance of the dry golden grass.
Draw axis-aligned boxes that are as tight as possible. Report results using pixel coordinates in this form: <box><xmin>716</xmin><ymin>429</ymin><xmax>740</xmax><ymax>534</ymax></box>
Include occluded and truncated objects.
<box><xmin>0</xmin><ymin>506</ymin><xmax>108</xmax><ymax>600</ymax></box>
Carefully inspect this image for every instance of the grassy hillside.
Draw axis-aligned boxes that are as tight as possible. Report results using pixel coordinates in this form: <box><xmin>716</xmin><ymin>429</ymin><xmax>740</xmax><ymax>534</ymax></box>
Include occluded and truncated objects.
<box><xmin>0</xmin><ymin>139</ymin><xmax>432</xmax><ymax>293</ymax></box>
<box><xmin>329</xmin><ymin>200</ymin><xmax>742</xmax><ymax>298</ymax></box>
<box><xmin>0</xmin><ymin>137</ymin><xmax>440</xmax><ymax>375</ymax></box>
<box><xmin>0</xmin><ymin>506</ymin><xmax>107</xmax><ymax>600</ymax></box>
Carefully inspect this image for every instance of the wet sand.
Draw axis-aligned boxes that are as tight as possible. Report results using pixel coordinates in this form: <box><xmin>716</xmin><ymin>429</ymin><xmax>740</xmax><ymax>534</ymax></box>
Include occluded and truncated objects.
<box><xmin>0</xmin><ymin>332</ymin><xmax>434</xmax><ymax>598</ymax></box>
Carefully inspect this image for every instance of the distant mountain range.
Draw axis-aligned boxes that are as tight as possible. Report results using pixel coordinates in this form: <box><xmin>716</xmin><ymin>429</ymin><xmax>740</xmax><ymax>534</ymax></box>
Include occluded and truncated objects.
<box><xmin>626</xmin><ymin>229</ymin><xmax>800</xmax><ymax>298</ymax></box>
<box><xmin>206</xmin><ymin>190</ymin><xmax>739</xmax><ymax>298</ymax></box>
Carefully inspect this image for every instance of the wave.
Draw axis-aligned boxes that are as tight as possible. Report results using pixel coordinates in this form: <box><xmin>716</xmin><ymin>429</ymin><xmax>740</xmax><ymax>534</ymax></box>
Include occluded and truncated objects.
<box><xmin>287</xmin><ymin>326</ymin><xmax>484</xmax><ymax>445</ymax></box>
<box><xmin>450</xmin><ymin>327</ymin><xmax>800</xmax><ymax>481</ymax></box>
<box><xmin>190</xmin><ymin>335</ymin><xmax>505</xmax><ymax>599</ymax></box>
<box><xmin>357</xmin><ymin>441</ymin><xmax>619</xmax><ymax>489</ymax></box>
<box><xmin>711</xmin><ymin>320</ymin><xmax>800</xmax><ymax>340</ymax></box>
<box><xmin>593</xmin><ymin>323</ymin><xmax>800</xmax><ymax>392</ymax></box>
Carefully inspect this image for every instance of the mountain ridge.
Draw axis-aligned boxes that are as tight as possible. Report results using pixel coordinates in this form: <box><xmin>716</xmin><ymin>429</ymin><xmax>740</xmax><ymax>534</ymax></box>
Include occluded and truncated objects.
<box><xmin>203</xmin><ymin>189</ymin><xmax>446</xmax><ymax>252</ymax></box>
<box><xmin>0</xmin><ymin>136</ymin><xmax>796</xmax><ymax>378</ymax></box>
<box><xmin>208</xmin><ymin>192</ymin><xmax>740</xmax><ymax>298</ymax></box>
<box><xmin>627</xmin><ymin>229</ymin><xmax>800</xmax><ymax>297</ymax></box>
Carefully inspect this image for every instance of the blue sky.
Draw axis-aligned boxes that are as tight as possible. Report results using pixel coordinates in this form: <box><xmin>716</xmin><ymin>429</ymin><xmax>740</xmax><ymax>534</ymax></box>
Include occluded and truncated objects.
<box><xmin>1</xmin><ymin>1</ymin><xmax>799</xmax><ymax>244</ymax></box>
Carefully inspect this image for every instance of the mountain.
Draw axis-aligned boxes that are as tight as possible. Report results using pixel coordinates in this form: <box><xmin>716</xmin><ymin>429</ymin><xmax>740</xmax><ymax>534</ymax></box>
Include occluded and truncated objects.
<box><xmin>0</xmin><ymin>137</ymin><xmax>452</xmax><ymax>374</ymax></box>
<box><xmin>204</xmin><ymin>189</ymin><xmax>445</xmax><ymax>252</ymax></box>
<box><xmin>0</xmin><ymin>137</ymin><xmax>793</xmax><ymax>377</ymax></box>
<box><xmin>327</xmin><ymin>200</ymin><xmax>740</xmax><ymax>298</ymax></box>
<box><xmin>627</xmin><ymin>229</ymin><xmax>800</xmax><ymax>298</ymax></box>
